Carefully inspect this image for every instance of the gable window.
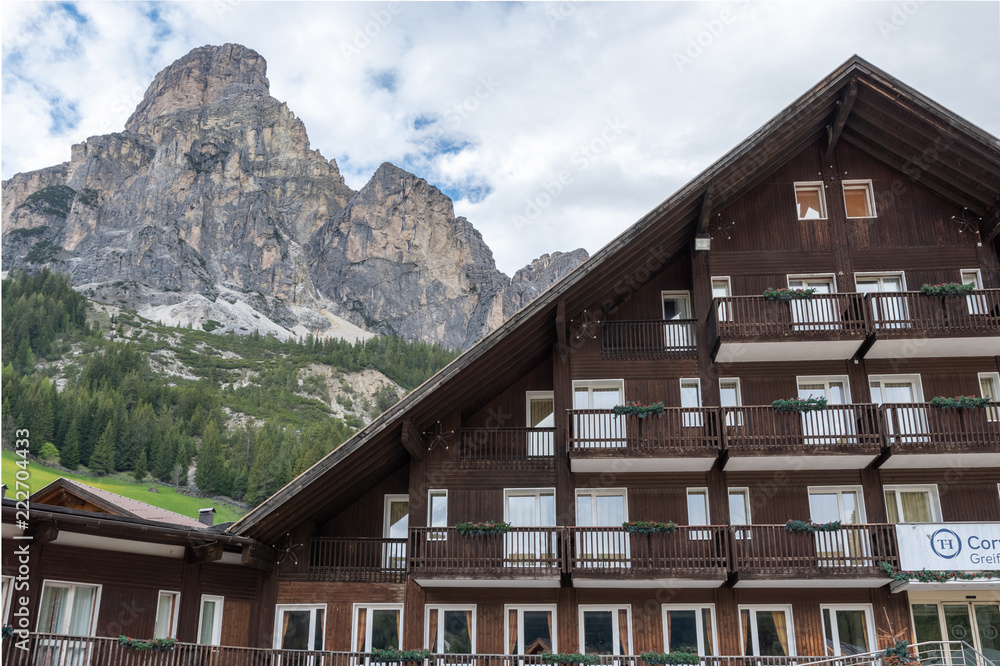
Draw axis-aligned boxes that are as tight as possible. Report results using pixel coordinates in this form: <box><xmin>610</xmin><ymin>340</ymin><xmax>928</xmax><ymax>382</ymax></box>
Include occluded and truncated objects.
<box><xmin>506</xmin><ymin>605</ymin><xmax>556</xmax><ymax>654</ymax></box>
<box><xmin>740</xmin><ymin>606</ymin><xmax>794</xmax><ymax>657</ymax></box>
<box><xmin>884</xmin><ymin>485</ymin><xmax>941</xmax><ymax>523</ymax></box>
<box><xmin>573</xmin><ymin>380</ymin><xmax>625</xmax><ymax>447</ymax></box>
<box><xmin>383</xmin><ymin>495</ymin><xmax>409</xmax><ymax>569</ymax></box>
<box><xmin>842</xmin><ymin>180</ymin><xmax>876</xmax><ymax>218</ymax></box>
<box><xmin>526</xmin><ymin>391</ymin><xmax>555</xmax><ymax>456</ymax></box>
<box><xmin>428</xmin><ymin>490</ymin><xmax>448</xmax><ymax>540</ymax></box>
<box><xmin>426</xmin><ymin>605</ymin><xmax>475</xmax><ymax>654</ymax></box>
<box><xmin>579</xmin><ymin>605</ymin><xmax>631</xmax><ymax>656</ymax></box>
<box><xmin>712</xmin><ymin>277</ymin><xmax>732</xmax><ymax>322</ymax></box>
<box><xmin>794</xmin><ymin>182</ymin><xmax>827</xmax><ymax>220</ymax></box>
<box><xmin>821</xmin><ymin>605</ymin><xmax>875</xmax><ymax>657</ymax></box>
<box><xmin>274</xmin><ymin>605</ymin><xmax>326</xmax><ymax>651</ymax></box>
<box><xmin>663</xmin><ymin>605</ymin><xmax>717</xmax><ymax>656</ymax></box>
<box><xmin>353</xmin><ymin>604</ymin><xmax>403</xmax><ymax>652</ymax></box>
<box><xmin>154</xmin><ymin>591</ymin><xmax>180</xmax><ymax>639</ymax></box>
<box><xmin>680</xmin><ymin>378</ymin><xmax>703</xmax><ymax>427</ymax></box>
<box><xmin>198</xmin><ymin>595</ymin><xmax>224</xmax><ymax>646</ymax></box>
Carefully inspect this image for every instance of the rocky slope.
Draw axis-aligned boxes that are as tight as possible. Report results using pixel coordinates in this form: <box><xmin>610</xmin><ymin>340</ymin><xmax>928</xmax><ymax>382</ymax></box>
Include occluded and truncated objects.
<box><xmin>2</xmin><ymin>44</ymin><xmax>587</xmax><ymax>349</ymax></box>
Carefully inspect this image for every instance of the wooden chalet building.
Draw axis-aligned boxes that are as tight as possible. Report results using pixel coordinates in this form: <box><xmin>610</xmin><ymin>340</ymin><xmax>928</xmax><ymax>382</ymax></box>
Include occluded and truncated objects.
<box><xmin>4</xmin><ymin>56</ymin><xmax>1000</xmax><ymax>664</ymax></box>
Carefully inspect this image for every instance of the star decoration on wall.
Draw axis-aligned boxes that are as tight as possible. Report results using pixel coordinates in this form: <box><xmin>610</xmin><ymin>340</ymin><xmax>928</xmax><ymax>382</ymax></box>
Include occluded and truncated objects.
<box><xmin>952</xmin><ymin>207</ymin><xmax>981</xmax><ymax>234</ymax></box>
<box><xmin>571</xmin><ymin>309</ymin><xmax>600</xmax><ymax>340</ymax></box>
<box><xmin>818</xmin><ymin>168</ymin><xmax>849</xmax><ymax>185</ymax></box>
<box><xmin>709</xmin><ymin>215</ymin><xmax>736</xmax><ymax>241</ymax></box>
<box><xmin>423</xmin><ymin>421</ymin><xmax>454</xmax><ymax>451</ymax></box>
<box><xmin>276</xmin><ymin>534</ymin><xmax>303</xmax><ymax>567</ymax></box>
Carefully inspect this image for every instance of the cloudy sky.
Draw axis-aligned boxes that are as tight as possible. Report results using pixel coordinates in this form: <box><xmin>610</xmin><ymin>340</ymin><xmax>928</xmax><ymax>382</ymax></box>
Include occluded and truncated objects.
<box><xmin>3</xmin><ymin>1</ymin><xmax>999</xmax><ymax>274</ymax></box>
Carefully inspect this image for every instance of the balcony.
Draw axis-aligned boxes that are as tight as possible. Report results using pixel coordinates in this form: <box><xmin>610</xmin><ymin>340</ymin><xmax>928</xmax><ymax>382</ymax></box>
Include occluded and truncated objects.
<box><xmin>722</xmin><ymin>404</ymin><xmax>883</xmax><ymax>470</ymax></box>
<box><xmin>709</xmin><ymin>294</ymin><xmax>868</xmax><ymax>362</ymax></box>
<box><xmin>307</xmin><ymin>537</ymin><xmax>408</xmax><ymax>583</ymax></box>
<box><xmin>566</xmin><ymin>525</ymin><xmax>729</xmax><ymax>588</ymax></box>
<box><xmin>567</xmin><ymin>408</ymin><xmax>722</xmax><ymax>472</ymax></box>
<box><xmin>408</xmin><ymin>527</ymin><xmax>562</xmax><ymax>587</ymax></box>
<box><xmin>866</xmin><ymin>289</ymin><xmax>1000</xmax><ymax>359</ymax></box>
<box><xmin>457</xmin><ymin>428</ymin><xmax>555</xmax><ymax>469</ymax></box>
<box><xmin>879</xmin><ymin>402</ymin><xmax>1000</xmax><ymax>468</ymax></box>
<box><xmin>730</xmin><ymin>523</ymin><xmax>898</xmax><ymax>588</ymax></box>
<box><xmin>601</xmin><ymin>320</ymin><xmax>697</xmax><ymax>360</ymax></box>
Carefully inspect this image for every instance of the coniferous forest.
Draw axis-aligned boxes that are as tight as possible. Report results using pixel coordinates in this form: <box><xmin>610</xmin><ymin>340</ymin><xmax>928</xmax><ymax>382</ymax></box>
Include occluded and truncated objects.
<box><xmin>1</xmin><ymin>269</ymin><xmax>457</xmax><ymax>506</ymax></box>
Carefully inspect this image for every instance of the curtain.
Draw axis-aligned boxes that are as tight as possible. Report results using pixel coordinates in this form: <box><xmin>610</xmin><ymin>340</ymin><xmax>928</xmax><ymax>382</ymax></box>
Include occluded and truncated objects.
<box><xmin>509</xmin><ymin>610</ymin><xmax>518</xmax><ymax>654</ymax></box>
<box><xmin>772</xmin><ymin>611</ymin><xmax>789</xmax><ymax>656</ymax></box>
<box><xmin>392</xmin><ymin>610</ymin><xmax>400</xmax><ymax>649</ymax></box>
<box><xmin>545</xmin><ymin>612</ymin><xmax>553</xmax><ymax>650</ymax></box>
<box><xmin>281</xmin><ymin>612</ymin><xmax>291</xmax><ymax>649</ymax></box>
<box><xmin>530</xmin><ymin>399</ymin><xmax>553</xmax><ymax>427</ymax></box>
<box><xmin>702</xmin><ymin>609</ymin><xmax>715</xmax><ymax>656</ymax></box>
<box><xmin>428</xmin><ymin>609</ymin><xmax>438</xmax><ymax>652</ymax></box>
<box><xmin>356</xmin><ymin>609</ymin><xmax>367</xmax><ymax>652</ymax></box>
<box><xmin>900</xmin><ymin>492</ymin><xmax>931</xmax><ymax>522</ymax></box>
<box><xmin>884</xmin><ymin>492</ymin><xmax>900</xmax><ymax>523</ymax></box>
<box><xmin>741</xmin><ymin>610</ymin><xmax>751</xmax><ymax>656</ymax></box>
<box><xmin>617</xmin><ymin>609</ymin><xmax>630</xmax><ymax>655</ymax></box>
<box><xmin>465</xmin><ymin>611</ymin><xmax>474</xmax><ymax>652</ymax></box>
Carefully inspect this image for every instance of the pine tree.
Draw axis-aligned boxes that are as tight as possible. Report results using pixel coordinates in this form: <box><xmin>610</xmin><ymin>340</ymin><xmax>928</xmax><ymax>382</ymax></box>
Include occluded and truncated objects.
<box><xmin>173</xmin><ymin>443</ymin><xmax>188</xmax><ymax>487</ymax></box>
<box><xmin>90</xmin><ymin>421</ymin><xmax>117</xmax><ymax>475</ymax></box>
<box><xmin>194</xmin><ymin>420</ymin><xmax>226</xmax><ymax>495</ymax></box>
<box><xmin>60</xmin><ymin>418</ymin><xmax>81</xmax><ymax>470</ymax></box>
<box><xmin>133</xmin><ymin>449</ymin><xmax>148</xmax><ymax>482</ymax></box>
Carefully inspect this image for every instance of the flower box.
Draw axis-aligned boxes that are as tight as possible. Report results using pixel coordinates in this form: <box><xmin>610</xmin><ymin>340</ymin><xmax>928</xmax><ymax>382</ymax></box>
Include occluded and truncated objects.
<box><xmin>611</xmin><ymin>402</ymin><xmax>665</xmax><ymax>418</ymax></box>
<box><xmin>455</xmin><ymin>521</ymin><xmax>511</xmax><ymax>536</ymax></box>
<box><xmin>118</xmin><ymin>636</ymin><xmax>176</xmax><ymax>652</ymax></box>
<box><xmin>640</xmin><ymin>652</ymin><xmax>700</xmax><ymax>665</ymax></box>
<box><xmin>785</xmin><ymin>519</ymin><xmax>841</xmax><ymax>534</ymax></box>
<box><xmin>622</xmin><ymin>520</ymin><xmax>678</xmax><ymax>534</ymax></box>
<box><xmin>929</xmin><ymin>396</ymin><xmax>991</xmax><ymax>409</ymax></box>
<box><xmin>763</xmin><ymin>287</ymin><xmax>816</xmax><ymax>301</ymax></box>
<box><xmin>541</xmin><ymin>652</ymin><xmax>600</xmax><ymax>665</ymax></box>
<box><xmin>771</xmin><ymin>397</ymin><xmax>827</xmax><ymax>412</ymax></box>
<box><xmin>371</xmin><ymin>648</ymin><xmax>431</xmax><ymax>662</ymax></box>
<box><xmin>920</xmin><ymin>283</ymin><xmax>975</xmax><ymax>297</ymax></box>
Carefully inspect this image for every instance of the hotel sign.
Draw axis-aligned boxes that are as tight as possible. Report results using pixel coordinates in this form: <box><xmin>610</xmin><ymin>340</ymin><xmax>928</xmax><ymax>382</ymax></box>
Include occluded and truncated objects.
<box><xmin>897</xmin><ymin>523</ymin><xmax>1000</xmax><ymax>571</ymax></box>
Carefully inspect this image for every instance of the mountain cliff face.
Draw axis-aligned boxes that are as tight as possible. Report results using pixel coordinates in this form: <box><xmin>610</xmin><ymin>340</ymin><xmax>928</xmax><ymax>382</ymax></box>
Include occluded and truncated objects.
<box><xmin>1</xmin><ymin>44</ymin><xmax>587</xmax><ymax>349</ymax></box>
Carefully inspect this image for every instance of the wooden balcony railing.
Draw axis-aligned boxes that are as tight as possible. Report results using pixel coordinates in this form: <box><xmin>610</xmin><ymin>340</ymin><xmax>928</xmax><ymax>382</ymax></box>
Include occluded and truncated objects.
<box><xmin>881</xmin><ymin>402</ymin><xmax>1000</xmax><ymax>451</ymax></box>
<box><xmin>568</xmin><ymin>408</ymin><xmax>722</xmax><ymax>456</ymax></box>
<box><xmin>709</xmin><ymin>293</ymin><xmax>868</xmax><ymax>340</ymax></box>
<box><xmin>601</xmin><ymin>320</ymin><xmax>697</xmax><ymax>359</ymax></box>
<box><xmin>409</xmin><ymin>527</ymin><xmax>562</xmax><ymax>576</ymax></box>
<box><xmin>566</xmin><ymin>525</ymin><xmax>729</xmax><ymax>577</ymax></box>
<box><xmin>308</xmin><ymin>537</ymin><xmax>407</xmax><ymax>583</ymax></box>
<box><xmin>722</xmin><ymin>404</ymin><xmax>883</xmax><ymax>453</ymax></box>
<box><xmin>457</xmin><ymin>428</ymin><xmax>555</xmax><ymax>469</ymax></box>
<box><xmin>868</xmin><ymin>289</ymin><xmax>1000</xmax><ymax>335</ymax></box>
<box><xmin>731</xmin><ymin>523</ymin><xmax>899</xmax><ymax>578</ymax></box>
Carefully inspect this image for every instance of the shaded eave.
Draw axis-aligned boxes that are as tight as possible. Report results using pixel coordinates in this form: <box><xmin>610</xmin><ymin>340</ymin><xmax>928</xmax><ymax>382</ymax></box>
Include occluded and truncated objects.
<box><xmin>231</xmin><ymin>55</ymin><xmax>1000</xmax><ymax>544</ymax></box>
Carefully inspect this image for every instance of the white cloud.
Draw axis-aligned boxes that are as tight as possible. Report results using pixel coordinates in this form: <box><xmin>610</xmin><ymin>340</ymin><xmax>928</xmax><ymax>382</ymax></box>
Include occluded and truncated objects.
<box><xmin>3</xmin><ymin>1</ymin><xmax>998</xmax><ymax>275</ymax></box>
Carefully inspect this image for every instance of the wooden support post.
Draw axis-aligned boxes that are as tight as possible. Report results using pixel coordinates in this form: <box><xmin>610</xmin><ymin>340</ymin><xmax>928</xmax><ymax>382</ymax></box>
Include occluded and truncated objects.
<box><xmin>553</xmin><ymin>343</ymin><xmax>574</xmax><ymax>529</ymax></box>
<box><xmin>401</xmin><ymin>418</ymin><xmax>425</xmax><ymax>462</ymax></box>
<box><xmin>26</xmin><ymin>521</ymin><xmax>59</xmax><ymax>546</ymax></box>
<box><xmin>555</xmin><ymin>299</ymin><xmax>567</xmax><ymax>352</ymax></box>
<box><xmin>697</xmin><ymin>182</ymin><xmax>715</xmax><ymax>234</ymax></box>
<box><xmin>187</xmin><ymin>541</ymin><xmax>224</xmax><ymax>564</ymax></box>
<box><xmin>241</xmin><ymin>541</ymin><xmax>276</xmax><ymax>572</ymax></box>
<box><xmin>826</xmin><ymin>79</ymin><xmax>857</xmax><ymax>157</ymax></box>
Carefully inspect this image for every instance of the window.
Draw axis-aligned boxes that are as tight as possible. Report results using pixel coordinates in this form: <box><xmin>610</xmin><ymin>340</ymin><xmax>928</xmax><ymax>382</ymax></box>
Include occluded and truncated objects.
<box><xmin>797</xmin><ymin>376</ymin><xmax>854</xmax><ymax>443</ymax></box>
<box><xmin>687</xmin><ymin>488</ymin><xmax>710</xmax><ymax>540</ymax></box>
<box><xmin>870</xmin><ymin>375</ymin><xmax>927</xmax><ymax>441</ymax></box>
<box><xmin>808</xmin><ymin>487</ymin><xmax>865</xmax><ymax>524</ymax></box>
<box><xmin>809</xmin><ymin>487</ymin><xmax>868</xmax><ymax>566</ymax></box>
<box><xmin>662</xmin><ymin>291</ymin><xmax>694</xmax><ymax>349</ymax></box>
<box><xmin>739</xmin><ymin>606</ymin><xmax>794</xmax><ymax>657</ymax></box>
<box><xmin>573</xmin><ymin>380</ymin><xmax>625</xmax><ymax>447</ymax></box>
<box><xmin>274</xmin><ymin>605</ymin><xmax>326</xmax><ymax>651</ymax></box>
<box><xmin>383</xmin><ymin>495</ymin><xmax>409</xmax><ymax>568</ymax></box>
<box><xmin>353</xmin><ymin>604</ymin><xmax>403</xmax><ymax>652</ymax></box>
<box><xmin>154</xmin><ymin>591</ymin><xmax>180</xmax><ymax>639</ymax></box>
<box><xmin>856</xmin><ymin>273</ymin><xmax>907</xmax><ymax>328</ymax></box>
<box><xmin>711</xmin><ymin>277</ymin><xmax>732</xmax><ymax>322</ymax></box>
<box><xmin>787</xmin><ymin>276</ymin><xmax>837</xmax><ymax>330</ymax></box>
<box><xmin>662</xmin><ymin>605</ymin><xmax>717</xmax><ymax>656</ymax></box>
<box><xmin>505</xmin><ymin>605</ymin><xmax>556</xmax><ymax>654</ymax></box>
<box><xmin>794</xmin><ymin>182</ymin><xmax>827</xmax><ymax>220</ymax></box>
<box><xmin>680</xmin><ymin>378</ymin><xmax>702</xmax><ymax>427</ymax></box>
<box><xmin>426</xmin><ymin>605</ymin><xmax>475</xmax><ymax>654</ymax></box>
<box><xmin>662</xmin><ymin>291</ymin><xmax>692</xmax><ymax>320</ymax></box>
<box><xmin>842</xmin><ymin>180</ymin><xmax>876</xmax><ymax>218</ymax></box>
<box><xmin>576</xmin><ymin>489</ymin><xmax>629</xmax><ymax>565</ymax></box>
<box><xmin>579</xmin><ymin>606</ymin><xmax>631</xmax><ymax>656</ymax></box>
<box><xmin>505</xmin><ymin>489</ymin><xmax>557</xmax><ymax>566</ymax></box>
<box><xmin>37</xmin><ymin>581</ymin><xmax>100</xmax><ymax>636</ymax></box>
<box><xmin>720</xmin><ymin>378</ymin><xmax>743</xmax><ymax>427</ymax></box>
<box><xmin>428</xmin><ymin>490</ymin><xmax>448</xmax><ymax>540</ymax></box>
<box><xmin>526</xmin><ymin>391</ymin><xmax>555</xmax><ymax>456</ymax></box>
<box><xmin>729</xmin><ymin>488</ymin><xmax>751</xmax><ymax>539</ymax></box>
<box><xmin>884</xmin><ymin>485</ymin><xmax>941</xmax><ymax>523</ymax></box>
<box><xmin>979</xmin><ymin>372</ymin><xmax>999</xmax><ymax>421</ymax></box>
<box><xmin>821</xmin><ymin>605</ymin><xmax>875</xmax><ymax>657</ymax></box>
<box><xmin>198</xmin><ymin>595</ymin><xmax>224</xmax><ymax>646</ymax></box>
<box><xmin>1</xmin><ymin>576</ymin><xmax>12</xmax><ymax>625</ymax></box>
<box><xmin>962</xmin><ymin>269</ymin><xmax>987</xmax><ymax>315</ymax></box>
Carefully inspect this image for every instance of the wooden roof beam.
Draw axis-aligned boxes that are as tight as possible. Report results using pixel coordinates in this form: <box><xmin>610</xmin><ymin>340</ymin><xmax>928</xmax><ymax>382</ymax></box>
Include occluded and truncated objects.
<box><xmin>400</xmin><ymin>418</ymin><xmax>425</xmax><ymax>462</ymax></box>
<box><xmin>826</xmin><ymin>79</ymin><xmax>858</xmax><ymax>158</ymax></box>
<box><xmin>241</xmin><ymin>541</ymin><xmax>276</xmax><ymax>572</ymax></box>
<box><xmin>27</xmin><ymin>520</ymin><xmax>59</xmax><ymax>546</ymax></box>
<box><xmin>697</xmin><ymin>182</ymin><xmax>716</xmax><ymax>234</ymax></box>
<box><xmin>187</xmin><ymin>541</ymin><xmax>224</xmax><ymax>564</ymax></box>
<box><xmin>981</xmin><ymin>203</ymin><xmax>1000</xmax><ymax>244</ymax></box>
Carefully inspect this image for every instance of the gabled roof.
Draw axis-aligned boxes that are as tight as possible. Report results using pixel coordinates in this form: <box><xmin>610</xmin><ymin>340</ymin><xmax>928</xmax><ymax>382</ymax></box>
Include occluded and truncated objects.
<box><xmin>31</xmin><ymin>477</ymin><xmax>208</xmax><ymax>530</ymax></box>
<box><xmin>231</xmin><ymin>55</ymin><xmax>1000</xmax><ymax>543</ymax></box>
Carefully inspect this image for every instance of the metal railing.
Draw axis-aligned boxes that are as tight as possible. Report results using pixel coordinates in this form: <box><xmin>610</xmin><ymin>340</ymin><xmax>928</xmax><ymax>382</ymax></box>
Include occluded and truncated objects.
<box><xmin>308</xmin><ymin>537</ymin><xmax>408</xmax><ymax>582</ymax></box>
<box><xmin>868</xmin><ymin>289</ymin><xmax>1000</xmax><ymax>335</ymax></box>
<box><xmin>601</xmin><ymin>320</ymin><xmax>698</xmax><ymax>359</ymax></box>
<box><xmin>722</xmin><ymin>404</ymin><xmax>882</xmax><ymax>452</ymax></box>
<box><xmin>566</xmin><ymin>525</ymin><xmax>729</xmax><ymax>576</ymax></box>
<box><xmin>456</xmin><ymin>428</ymin><xmax>556</xmax><ymax>469</ymax></box>
<box><xmin>731</xmin><ymin>524</ymin><xmax>899</xmax><ymax>577</ymax></box>
<box><xmin>409</xmin><ymin>527</ymin><xmax>562</xmax><ymax>575</ymax></box>
<box><xmin>568</xmin><ymin>408</ymin><xmax>721</xmax><ymax>456</ymax></box>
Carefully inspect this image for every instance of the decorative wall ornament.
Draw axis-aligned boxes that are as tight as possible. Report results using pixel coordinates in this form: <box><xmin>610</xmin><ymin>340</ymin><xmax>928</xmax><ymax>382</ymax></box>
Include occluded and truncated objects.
<box><xmin>423</xmin><ymin>421</ymin><xmax>454</xmax><ymax>451</ymax></box>
<box><xmin>952</xmin><ymin>207</ymin><xmax>981</xmax><ymax>234</ymax></box>
<box><xmin>276</xmin><ymin>533</ymin><xmax>303</xmax><ymax>567</ymax></box>
<box><xmin>571</xmin><ymin>309</ymin><xmax>599</xmax><ymax>340</ymax></box>
<box><xmin>709</xmin><ymin>214</ymin><xmax>735</xmax><ymax>240</ymax></box>
<box><xmin>818</xmin><ymin>167</ymin><xmax>849</xmax><ymax>185</ymax></box>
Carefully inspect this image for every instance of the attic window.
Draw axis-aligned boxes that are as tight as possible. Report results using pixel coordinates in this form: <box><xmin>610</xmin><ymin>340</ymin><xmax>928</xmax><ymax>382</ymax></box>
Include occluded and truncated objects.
<box><xmin>843</xmin><ymin>180</ymin><xmax>876</xmax><ymax>218</ymax></box>
<box><xmin>794</xmin><ymin>182</ymin><xmax>827</xmax><ymax>220</ymax></box>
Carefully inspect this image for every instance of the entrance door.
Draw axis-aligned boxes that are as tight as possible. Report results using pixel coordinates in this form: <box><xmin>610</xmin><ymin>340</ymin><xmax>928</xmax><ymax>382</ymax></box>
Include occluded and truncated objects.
<box><xmin>797</xmin><ymin>378</ymin><xmax>854</xmax><ymax>444</ymax></box>
<box><xmin>870</xmin><ymin>376</ymin><xmax>928</xmax><ymax>442</ymax></box>
<box><xmin>912</xmin><ymin>601</ymin><xmax>1000</xmax><ymax>664</ymax></box>
<box><xmin>788</xmin><ymin>277</ymin><xmax>837</xmax><ymax>331</ymax></box>
<box><xmin>857</xmin><ymin>274</ymin><xmax>908</xmax><ymax>328</ymax></box>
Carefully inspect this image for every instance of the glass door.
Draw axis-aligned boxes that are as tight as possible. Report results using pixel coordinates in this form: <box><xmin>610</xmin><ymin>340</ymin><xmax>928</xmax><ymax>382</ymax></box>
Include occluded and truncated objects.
<box><xmin>505</xmin><ymin>490</ymin><xmax>556</xmax><ymax>567</ymax></box>
<box><xmin>383</xmin><ymin>496</ymin><xmax>409</xmax><ymax>570</ymax></box>
<box><xmin>821</xmin><ymin>606</ymin><xmax>875</xmax><ymax>656</ymax></box>
<box><xmin>662</xmin><ymin>291</ymin><xmax>693</xmax><ymax>349</ymax></box>
<box><xmin>573</xmin><ymin>382</ymin><xmax>625</xmax><ymax>448</ymax></box>
<box><xmin>788</xmin><ymin>277</ymin><xmax>837</xmax><ymax>330</ymax></box>
<box><xmin>797</xmin><ymin>378</ymin><xmax>854</xmax><ymax>444</ymax></box>
<box><xmin>857</xmin><ymin>274</ymin><xmax>908</xmax><ymax>329</ymax></box>
<box><xmin>579</xmin><ymin>607</ymin><xmax>631</xmax><ymax>658</ymax></box>
<box><xmin>526</xmin><ymin>392</ymin><xmax>555</xmax><ymax>456</ymax></box>
<box><xmin>912</xmin><ymin>602</ymin><xmax>1000</xmax><ymax>664</ymax></box>
<box><xmin>576</xmin><ymin>491</ymin><xmax>628</xmax><ymax>567</ymax></box>
<box><xmin>870</xmin><ymin>377</ymin><xmax>928</xmax><ymax>442</ymax></box>
<box><xmin>808</xmin><ymin>488</ymin><xmax>869</xmax><ymax>567</ymax></box>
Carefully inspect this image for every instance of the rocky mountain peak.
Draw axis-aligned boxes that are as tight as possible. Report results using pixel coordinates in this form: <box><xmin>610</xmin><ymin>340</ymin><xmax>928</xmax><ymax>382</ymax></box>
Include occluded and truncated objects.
<box><xmin>126</xmin><ymin>43</ymin><xmax>270</xmax><ymax>130</ymax></box>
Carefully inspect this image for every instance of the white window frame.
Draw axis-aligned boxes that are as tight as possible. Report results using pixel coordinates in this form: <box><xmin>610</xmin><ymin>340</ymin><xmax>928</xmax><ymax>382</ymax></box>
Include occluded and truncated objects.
<box><xmin>428</xmin><ymin>489</ymin><xmax>448</xmax><ymax>540</ymax></box>
<box><xmin>662</xmin><ymin>604</ymin><xmax>718</xmax><ymax>656</ymax></box>
<box><xmin>819</xmin><ymin>604</ymin><xmax>876</xmax><ymax>657</ymax></box>
<box><xmin>572</xmin><ymin>380</ymin><xmax>625</xmax><ymax>407</ymax></box>
<box><xmin>868</xmin><ymin>374</ymin><xmax>925</xmax><ymax>403</ymax></box>
<box><xmin>687</xmin><ymin>487</ymin><xmax>711</xmax><ymax>540</ymax></box>
<box><xmin>787</xmin><ymin>273</ymin><xmax>838</xmax><ymax>292</ymax></box>
<box><xmin>578</xmin><ymin>604</ymin><xmax>632</xmax><ymax>656</ymax></box>
<box><xmin>680</xmin><ymin>378</ymin><xmax>703</xmax><ymax>427</ymax></box>
<box><xmin>1</xmin><ymin>575</ymin><xmax>13</xmax><ymax>625</ymax></box>
<box><xmin>504</xmin><ymin>604</ymin><xmax>558</xmax><ymax>654</ymax></box>
<box><xmin>273</xmin><ymin>604</ymin><xmax>327</xmax><ymax>651</ymax></box>
<box><xmin>154</xmin><ymin>590</ymin><xmax>180</xmax><ymax>639</ymax></box>
<box><xmin>711</xmin><ymin>277</ymin><xmax>732</xmax><ymax>322</ymax></box>
<box><xmin>575</xmin><ymin>488</ymin><xmax>629</xmax><ymax>525</ymax></box>
<box><xmin>855</xmin><ymin>272</ymin><xmax>907</xmax><ymax>293</ymax></box>
<box><xmin>807</xmin><ymin>486</ymin><xmax>867</xmax><ymax>523</ymax></box>
<box><xmin>842</xmin><ymin>179</ymin><xmax>877</xmax><ymax>218</ymax></box>
<box><xmin>424</xmin><ymin>604</ymin><xmax>477</xmax><ymax>654</ymax></box>
<box><xmin>738</xmin><ymin>604</ymin><xmax>796</xmax><ymax>657</ymax></box>
<box><xmin>720</xmin><ymin>377</ymin><xmax>744</xmax><ymax>427</ymax></box>
<box><xmin>352</xmin><ymin>603</ymin><xmax>404</xmax><ymax>653</ymax></box>
<box><xmin>383</xmin><ymin>494</ymin><xmax>410</xmax><ymax>537</ymax></box>
<box><xmin>197</xmin><ymin>594</ymin><xmax>224</xmax><ymax>646</ymax></box>
<box><xmin>794</xmin><ymin>181</ymin><xmax>828</xmax><ymax>220</ymax></box>
<box><xmin>796</xmin><ymin>375</ymin><xmax>852</xmax><ymax>403</ymax></box>
<box><xmin>978</xmin><ymin>372</ymin><xmax>1000</xmax><ymax>422</ymax></box>
<box><xmin>728</xmin><ymin>488</ymin><xmax>752</xmax><ymax>539</ymax></box>
<box><xmin>883</xmin><ymin>485</ymin><xmax>942</xmax><ymax>523</ymax></box>
<box><xmin>526</xmin><ymin>390</ymin><xmax>556</xmax><ymax>456</ymax></box>
<box><xmin>503</xmin><ymin>488</ymin><xmax>556</xmax><ymax>524</ymax></box>
<box><xmin>661</xmin><ymin>291</ymin><xmax>693</xmax><ymax>320</ymax></box>
<box><xmin>37</xmin><ymin>580</ymin><xmax>102</xmax><ymax>636</ymax></box>
<box><xmin>526</xmin><ymin>391</ymin><xmax>555</xmax><ymax>426</ymax></box>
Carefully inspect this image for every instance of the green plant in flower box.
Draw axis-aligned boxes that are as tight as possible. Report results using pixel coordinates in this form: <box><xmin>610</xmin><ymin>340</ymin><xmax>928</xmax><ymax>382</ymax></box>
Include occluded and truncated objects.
<box><xmin>763</xmin><ymin>287</ymin><xmax>816</xmax><ymax>301</ymax></box>
<box><xmin>455</xmin><ymin>521</ymin><xmax>511</xmax><ymax>536</ymax></box>
<box><xmin>771</xmin><ymin>397</ymin><xmax>827</xmax><ymax>412</ymax></box>
<box><xmin>639</xmin><ymin>651</ymin><xmax>700</xmax><ymax>664</ymax></box>
<box><xmin>118</xmin><ymin>636</ymin><xmax>177</xmax><ymax>651</ymax></box>
<box><xmin>622</xmin><ymin>520</ymin><xmax>678</xmax><ymax>534</ymax></box>
<box><xmin>785</xmin><ymin>519</ymin><xmax>841</xmax><ymax>534</ymax></box>
<box><xmin>370</xmin><ymin>648</ymin><xmax>431</xmax><ymax>662</ymax></box>
<box><xmin>929</xmin><ymin>396</ymin><xmax>991</xmax><ymax>409</ymax></box>
<box><xmin>611</xmin><ymin>402</ymin><xmax>665</xmax><ymax>418</ymax></box>
<box><xmin>920</xmin><ymin>282</ymin><xmax>975</xmax><ymax>297</ymax></box>
<box><xmin>540</xmin><ymin>652</ymin><xmax>600</xmax><ymax>665</ymax></box>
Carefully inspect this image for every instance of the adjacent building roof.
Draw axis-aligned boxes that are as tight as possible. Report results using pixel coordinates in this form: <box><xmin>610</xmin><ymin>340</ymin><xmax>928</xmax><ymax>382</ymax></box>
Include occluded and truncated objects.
<box><xmin>230</xmin><ymin>55</ymin><xmax>1000</xmax><ymax>544</ymax></box>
